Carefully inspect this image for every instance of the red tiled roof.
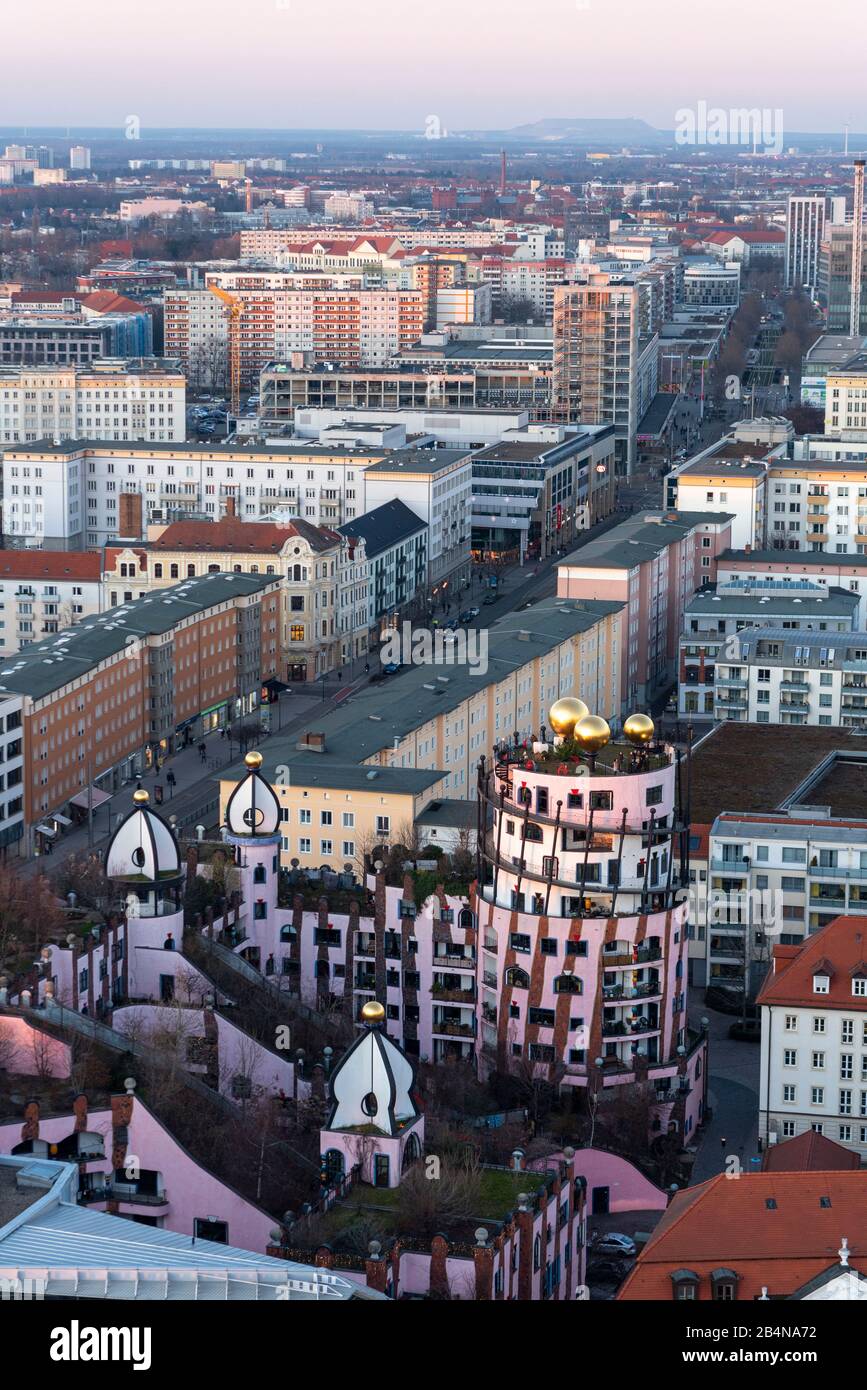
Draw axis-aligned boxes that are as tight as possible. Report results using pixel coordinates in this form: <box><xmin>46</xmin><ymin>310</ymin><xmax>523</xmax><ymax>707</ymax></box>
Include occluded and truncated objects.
<box><xmin>79</xmin><ymin>290</ymin><xmax>146</xmax><ymax>314</ymax></box>
<box><xmin>757</xmin><ymin>915</ymin><xmax>867</xmax><ymax>1012</ymax></box>
<box><xmin>618</xmin><ymin>1171</ymin><xmax>867</xmax><ymax>1300</ymax></box>
<box><xmin>149</xmin><ymin>516</ymin><xmax>336</xmax><ymax>554</ymax></box>
<box><xmin>762</xmin><ymin>1130</ymin><xmax>860</xmax><ymax>1172</ymax></box>
<box><xmin>0</xmin><ymin>550</ymin><xmax>101</xmax><ymax>581</ymax></box>
<box><xmin>103</xmin><ymin>547</ymin><xmax>147</xmax><ymax>571</ymax></box>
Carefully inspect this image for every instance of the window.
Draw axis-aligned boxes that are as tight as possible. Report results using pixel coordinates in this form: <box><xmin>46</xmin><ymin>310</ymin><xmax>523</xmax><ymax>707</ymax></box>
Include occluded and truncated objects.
<box><xmin>813</xmin><ymin>975</ymin><xmax>830</xmax><ymax>995</ymax></box>
<box><xmin>783</xmin><ymin>1084</ymin><xmax>796</xmax><ymax>1102</ymax></box>
<box><xmin>784</xmin><ymin>1049</ymin><xmax>797</xmax><ymax>1066</ymax></box>
<box><xmin>811</xmin><ymin>1087</ymin><xmax>825</xmax><ymax>1105</ymax></box>
<box><xmin>194</xmin><ymin>1218</ymin><xmax>227</xmax><ymax>1243</ymax></box>
<box><xmin>812</xmin><ymin>1051</ymin><xmax>825</xmax><ymax>1069</ymax></box>
<box><xmin>813</xmin><ymin>1016</ymin><xmax>826</xmax><ymax>1033</ymax></box>
<box><xmin>784</xmin><ymin>1015</ymin><xmax>798</xmax><ymax>1031</ymax></box>
<box><xmin>509</xmin><ymin>933</ymin><xmax>531</xmax><ymax>954</ymax></box>
<box><xmin>554</xmin><ymin>974</ymin><xmax>582</xmax><ymax>994</ymax></box>
<box><xmin>854</xmin><ymin>978</ymin><xmax>867</xmax><ymax>997</ymax></box>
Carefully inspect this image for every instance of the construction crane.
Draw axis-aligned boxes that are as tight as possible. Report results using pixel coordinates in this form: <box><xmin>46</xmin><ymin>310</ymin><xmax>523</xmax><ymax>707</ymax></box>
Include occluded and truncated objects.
<box><xmin>207</xmin><ymin>283</ymin><xmax>242</xmax><ymax>417</ymax></box>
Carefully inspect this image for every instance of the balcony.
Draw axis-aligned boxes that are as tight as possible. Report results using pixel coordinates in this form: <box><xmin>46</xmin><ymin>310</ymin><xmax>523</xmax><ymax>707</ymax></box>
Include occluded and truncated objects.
<box><xmin>711</xmin><ymin>857</ymin><xmax>751</xmax><ymax>874</ymax></box>
<box><xmin>431</xmin><ymin>1019</ymin><xmax>475</xmax><ymax>1039</ymax></box>
<box><xmin>602</xmin><ymin>946</ymin><xmax>663</xmax><ymax>968</ymax></box>
<box><xmin>432</xmin><ymin>952</ymin><xmax>476</xmax><ymax>971</ymax></box>
<box><xmin>602</xmin><ymin>1015</ymin><xmax>660</xmax><ymax>1039</ymax></box>
<box><xmin>602</xmin><ymin>980</ymin><xmax>661</xmax><ymax>1002</ymax></box>
<box><xmin>431</xmin><ymin>984</ymin><xmax>476</xmax><ymax>1005</ymax></box>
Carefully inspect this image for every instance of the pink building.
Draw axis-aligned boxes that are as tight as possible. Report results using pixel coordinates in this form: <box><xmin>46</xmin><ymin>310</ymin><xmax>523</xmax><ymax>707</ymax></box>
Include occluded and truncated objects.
<box><xmin>556</xmin><ymin>510</ymin><xmax>733</xmax><ymax>709</ymax></box>
<box><xmin>268</xmin><ymin>1001</ymin><xmax>589</xmax><ymax>1301</ymax></box>
<box><xmin>474</xmin><ymin>709</ymin><xmax>707</xmax><ymax>1143</ymax></box>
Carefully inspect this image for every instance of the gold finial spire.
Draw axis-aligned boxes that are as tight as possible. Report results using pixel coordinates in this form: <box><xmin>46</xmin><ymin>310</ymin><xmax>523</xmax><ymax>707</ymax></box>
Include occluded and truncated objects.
<box><xmin>548</xmin><ymin>696</ymin><xmax>589</xmax><ymax>739</ymax></box>
<box><xmin>245</xmin><ymin>751</ymin><xmax>264</xmax><ymax>770</ymax></box>
<box><xmin>574</xmin><ymin>714</ymin><xmax>611</xmax><ymax>753</ymax></box>
<box><xmin>132</xmin><ymin>788</ymin><xmax>149</xmax><ymax>805</ymax></box>
<box><xmin>361</xmin><ymin>1000</ymin><xmax>385</xmax><ymax>1025</ymax></box>
<box><xmin>623</xmin><ymin>713</ymin><xmax>655</xmax><ymax>745</ymax></box>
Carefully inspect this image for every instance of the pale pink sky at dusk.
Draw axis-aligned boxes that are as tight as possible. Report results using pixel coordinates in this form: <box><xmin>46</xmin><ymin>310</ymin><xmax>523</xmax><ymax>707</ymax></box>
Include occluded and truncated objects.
<box><xmin>5</xmin><ymin>0</ymin><xmax>866</xmax><ymax>132</ymax></box>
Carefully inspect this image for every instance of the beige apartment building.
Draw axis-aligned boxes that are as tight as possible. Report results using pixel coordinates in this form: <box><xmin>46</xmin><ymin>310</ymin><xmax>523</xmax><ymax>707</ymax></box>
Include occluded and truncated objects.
<box><xmin>219</xmin><ymin>761</ymin><xmax>448</xmax><ymax>874</ymax></box>
<box><xmin>103</xmin><ymin>511</ymin><xmax>371</xmax><ymax>681</ymax></box>
<box><xmin>0</xmin><ymin>358</ymin><xmax>185</xmax><ymax>445</ymax></box>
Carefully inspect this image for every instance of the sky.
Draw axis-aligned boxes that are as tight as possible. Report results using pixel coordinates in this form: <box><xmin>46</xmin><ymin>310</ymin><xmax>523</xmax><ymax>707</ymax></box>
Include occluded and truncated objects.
<box><xmin>4</xmin><ymin>0</ymin><xmax>867</xmax><ymax>134</ymax></box>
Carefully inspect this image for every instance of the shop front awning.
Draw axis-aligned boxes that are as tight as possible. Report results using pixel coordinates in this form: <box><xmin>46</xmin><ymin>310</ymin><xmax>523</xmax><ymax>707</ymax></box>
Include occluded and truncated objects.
<box><xmin>35</xmin><ymin>824</ymin><xmax>57</xmax><ymax>837</ymax></box>
<box><xmin>52</xmin><ymin>813</ymin><xmax>73</xmax><ymax>827</ymax></box>
<box><xmin>68</xmin><ymin>788</ymin><xmax>112</xmax><ymax>811</ymax></box>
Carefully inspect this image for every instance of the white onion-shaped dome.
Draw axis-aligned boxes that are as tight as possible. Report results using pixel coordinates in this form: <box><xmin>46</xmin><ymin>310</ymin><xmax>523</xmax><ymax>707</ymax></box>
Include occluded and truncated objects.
<box><xmin>327</xmin><ymin>1005</ymin><xmax>418</xmax><ymax>1136</ymax></box>
<box><xmin>224</xmin><ymin>751</ymin><xmax>281</xmax><ymax>837</ymax></box>
<box><xmin>105</xmin><ymin>789</ymin><xmax>181</xmax><ymax>883</ymax></box>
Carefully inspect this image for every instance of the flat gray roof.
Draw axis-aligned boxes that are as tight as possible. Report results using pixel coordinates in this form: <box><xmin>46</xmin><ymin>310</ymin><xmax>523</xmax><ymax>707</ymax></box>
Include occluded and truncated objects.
<box><xmin>558</xmin><ymin>510</ymin><xmax>733</xmax><ymax>570</ymax></box>
<box><xmin>363</xmin><ymin>447</ymin><xmax>472</xmax><ymax>474</ymax></box>
<box><xmin>0</xmin><ymin>572</ymin><xmax>277</xmax><ymax>700</ymax></box>
<box><xmin>251</xmin><ymin>595</ymin><xmax>623</xmax><ymax>771</ymax></box>
<box><xmin>719</xmin><ymin>548</ymin><xmax>867</xmax><ymax>570</ymax></box>
<box><xmin>685</xmin><ymin>584</ymin><xmax>859</xmax><ymax>618</ymax></box>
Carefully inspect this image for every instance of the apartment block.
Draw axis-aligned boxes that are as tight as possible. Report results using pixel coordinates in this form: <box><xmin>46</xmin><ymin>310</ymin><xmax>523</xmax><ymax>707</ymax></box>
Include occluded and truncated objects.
<box><xmin>0</xmin><ymin>572</ymin><xmax>280</xmax><ymax>852</ymax></box>
<box><xmin>758</xmin><ymin>915</ymin><xmax>867</xmax><ymax>1156</ymax></box>
<box><xmin>557</xmin><ymin>509</ymin><xmax>734</xmax><ymax>708</ymax></box>
<box><xmin>0</xmin><ymin>549</ymin><xmax>103</xmax><ymax>655</ymax></box>
<box><xmin>164</xmin><ymin>284</ymin><xmax>425</xmax><ymax>384</ymax></box>
<box><xmin>0</xmin><ymin>358</ymin><xmax>185</xmax><ymax>445</ymax></box>
<box><xmin>785</xmin><ymin>195</ymin><xmax>827</xmax><ymax>291</ymax></box>
<box><xmin>0</xmin><ymin>439</ymin><xmax>394</xmax><ymax>548</ymax></box>
<box><xmin>103</xmin><ymin>511</ymin><xmax>369</xmax><ymax>681</ymax></box>
<box><xmin>678</xmin><ymin>579</ymin><xmax>859</xmax><ymax>718</ymax></box>
<box><xmin>553</xmin><ymin>273</ymin><xmax>657</xmax><ymax>474</ymax></box>
<box><xmin>713</xmin><ymin>627</ymin><xmax>867</xmax><ymax>727</ymax></box>
<box><xmin>716</xmin><ymin>546</ymin><xmax>867</xmax><ymax>622</ymax></box>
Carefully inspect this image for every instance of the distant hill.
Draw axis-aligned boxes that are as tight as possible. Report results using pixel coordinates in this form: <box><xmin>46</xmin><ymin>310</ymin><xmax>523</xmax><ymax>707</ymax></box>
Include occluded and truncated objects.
<box><xmin>502</xmin><ymin>117</ymin><xmax>669</xmax><ymax>146</ymax></box>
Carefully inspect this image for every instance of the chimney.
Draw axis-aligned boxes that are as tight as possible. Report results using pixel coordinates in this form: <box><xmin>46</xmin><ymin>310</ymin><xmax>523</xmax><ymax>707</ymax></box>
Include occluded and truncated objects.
<box><xmin>117</xmin><ymin>492</ymin><xmax>144</xmax><ymax>542</ymax></box>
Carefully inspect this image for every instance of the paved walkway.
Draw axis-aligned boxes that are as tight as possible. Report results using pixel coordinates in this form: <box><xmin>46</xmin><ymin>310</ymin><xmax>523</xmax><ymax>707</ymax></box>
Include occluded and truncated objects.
<box><xmin>688</xmin><ymin>1004</ymin><xmax>761</xmax><ymax>1184</ymax></box>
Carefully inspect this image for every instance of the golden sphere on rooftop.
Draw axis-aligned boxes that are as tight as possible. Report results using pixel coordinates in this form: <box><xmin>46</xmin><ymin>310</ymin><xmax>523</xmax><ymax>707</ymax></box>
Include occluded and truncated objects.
<box><xmin>132</xmin><ymin>789</ymin><xmax>149</xmax><ymax>805</ymax></box>
<box><xmin>623</xmin><ymin>713</ymin><xmax>655</xmax><ymax>746</ymax></box>
<box><xmin>548</xmin><ymin>696</ymin><xmax>589</xmax><ymax>739</ymax></box>
<box><xmin>574</xmin><ymin>714</ymin><xmax>611</xmax><ymax>754</ymax></box>
<box><xmin>245</xmin><ymin>751</ymin><xmax>264</xmax><ymax>770</ymax></box>
<box><xmin>361</xmin><ymin>1000</ymin><xmax>386</xmax><ymax>1025</ymax></box>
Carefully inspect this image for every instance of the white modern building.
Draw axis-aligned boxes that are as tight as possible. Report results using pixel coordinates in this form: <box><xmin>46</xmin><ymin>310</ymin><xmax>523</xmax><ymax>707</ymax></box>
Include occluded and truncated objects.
<box><xmin>713</xmin><ymin>627</ymin><xmax>867</xmax><ymax>726</ymax></box>
<box><xmin>677</xmin><ymin>579</ymin><xmax>860</xmax><ymax>718</ymax></box>
<box><xmin>786</xmin><ymin>195</ymin><xmax>827</xmax><ymax>291</ymax></box>
<box><xmin>758</xmin><ymin>913</ymin><xmax>867</xmax><ymax>1157</ymax></box>
<box><xmin>0</xmin><ymin>550</ymin><xmax>103</xmax><ymax>655</ymax></box>
<box><xmin>681</xmin><ymin>260</ymin><xmax>741</xmax><ymax>308</ymax></box>
<box><xmin>0</xmin><ymin>359</ymin><xmax>185</xmax><ymax>445</ymax></box>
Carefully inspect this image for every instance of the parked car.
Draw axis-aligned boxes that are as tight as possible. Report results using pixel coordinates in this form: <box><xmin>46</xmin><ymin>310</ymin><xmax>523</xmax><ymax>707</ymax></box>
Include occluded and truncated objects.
<box><xmin>592</xmin><ymin>1233</ymin><xmax>636</xmax><ymax>1257</ymax></box>
<box><xmin>482</xmin><ymin>593</ymin><xmax>497</xmax><ymax>606</ymax></box>
<box><xmin>382</xmin><ymin>662</ymin><xmax>401</xmax><ymax>674</ymax></box>
<box><xmin>458</xmin><ymin>609</ymin><xmax>476</xmax><ymax>624</ymax></box>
